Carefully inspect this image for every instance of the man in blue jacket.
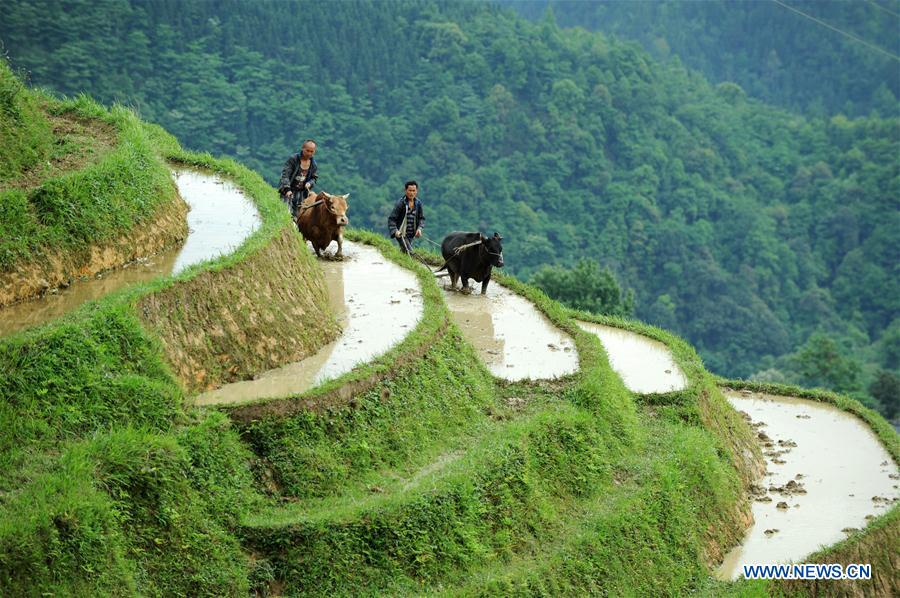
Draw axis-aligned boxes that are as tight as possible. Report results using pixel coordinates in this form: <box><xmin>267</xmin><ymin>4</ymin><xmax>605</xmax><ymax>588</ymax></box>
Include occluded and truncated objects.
<box><xmin>279</xmin><ymin>139</ymin><xmax>318</xmax><ymax>218</ymax></box>
<box><xmin>388</xmin><ymin>180</ymin><xmax>425</xmax><ymax>254</ymax></box>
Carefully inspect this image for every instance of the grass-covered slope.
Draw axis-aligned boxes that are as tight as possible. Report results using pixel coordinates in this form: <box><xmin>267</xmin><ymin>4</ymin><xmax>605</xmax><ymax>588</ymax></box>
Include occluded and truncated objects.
<box><xmin>0</xmin><ymin>59</ymin><xmax>53</xmax><ymax>183</ymax></box>
<box><xmin>0</xmin><ymin>108</ymin><xmax>339</xmax><ymax>594</ymax></box>
<box><xmin>1</xmin><ymin>80</ymin><xmax>894</xmax><ymax>594</ymax></box>
<box><xmin>4</xmin><ymin>213</ymin><xmax>895</xmax><ymax>594</ymax></box>
<box><xmin>223</xmin><ymin>236</ymin><xmax>761</xmax><ymax>595</ymax></box>
<box><xmin>0</xmin><ymin>58</ymin><xmax>187</xmax><ymax>307</ymax></box>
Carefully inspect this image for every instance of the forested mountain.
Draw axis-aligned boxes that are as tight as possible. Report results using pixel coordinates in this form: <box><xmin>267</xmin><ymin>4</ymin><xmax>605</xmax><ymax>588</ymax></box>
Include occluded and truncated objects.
<box><xmin>1</xmin><ymin>0</ymin><xmax>897</xmax><ymax>415</ymax></box>
<box><xmin>501</xmin><ymin>0</ymin><xmax>900</xmax><ymax>118</ymax></box>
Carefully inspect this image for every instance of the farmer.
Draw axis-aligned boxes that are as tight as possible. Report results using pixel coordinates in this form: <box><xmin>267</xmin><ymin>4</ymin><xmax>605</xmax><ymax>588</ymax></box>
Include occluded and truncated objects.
<box><xmin>387</xmin><ymin>180</ymin><xmax>425</xmax><ymax>254</ymax></box>
<box><xmin>279</xmin><ymin>139</ymin><xmax>318</xmax><ymax>218</ymax></box>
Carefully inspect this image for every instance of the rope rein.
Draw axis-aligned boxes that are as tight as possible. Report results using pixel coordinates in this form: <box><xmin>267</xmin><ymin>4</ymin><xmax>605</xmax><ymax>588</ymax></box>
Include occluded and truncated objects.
<box><xmin>420</xmin><ymin>235</ymin><xmax>500</xmax><ymax>274</ymax></box>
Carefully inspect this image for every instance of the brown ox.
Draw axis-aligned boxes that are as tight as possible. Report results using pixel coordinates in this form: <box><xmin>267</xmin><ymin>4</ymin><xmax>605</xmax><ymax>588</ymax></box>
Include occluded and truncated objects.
<box><xmin>296</xmin><ymin>191</ymin><xmax>350</xmax><ymax>258</ymax></box>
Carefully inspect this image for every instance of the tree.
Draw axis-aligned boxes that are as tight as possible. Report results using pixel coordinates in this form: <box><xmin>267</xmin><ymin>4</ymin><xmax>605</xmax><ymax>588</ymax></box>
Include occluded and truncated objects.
<box><xmin>530</xmin><ymin>259</ymin><xmax>634</xmax><ymax>316</ymax></box>
<box><xmin>869</xmin><ymin>371</ymin><xmax>900</xmax><ymax>420</ymax></box>
<box><xmin>792</xmin><ymin>333</ymin><xmax>861</xmax><ymax>394</ymax></box>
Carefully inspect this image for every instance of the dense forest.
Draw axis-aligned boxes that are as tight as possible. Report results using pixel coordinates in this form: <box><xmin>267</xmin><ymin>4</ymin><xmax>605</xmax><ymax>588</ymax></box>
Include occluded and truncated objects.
<box><xmin>1</xmin><ymin>0</ymin><xmax>897</xmax><ymax>417</ymax></box>
<box><xmin>502</xmin><ymin>0</ymin><xmax>900</xmax><ymax>118</ymax></box>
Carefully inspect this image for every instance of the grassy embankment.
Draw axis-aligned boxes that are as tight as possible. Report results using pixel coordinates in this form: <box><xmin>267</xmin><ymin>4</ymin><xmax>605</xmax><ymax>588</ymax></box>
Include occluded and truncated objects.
<box><xmin>711</xmin><ymin>379</ymin><xmax>900</xmax><ymax>597</ymax></box>
<box><xmin>1</xmin><ymin>208</ymin><xmax>783</xmax><ymax>595</ymax></box>
<box><xmin>563</xmin><ymin>310</ymin><xmax>899</xmax><ymax>597</ymax></box>
<box><xmin>228</xmin><ymin>238</ymin><xmax>762</xmax><ymax>595</ymax></box>
<box><xmin>0</xmin><ymin>108</ymin><xmax>339</xmax><ymax>593</ymax></box>
<box><xmin>5</xmin><ymin>65</ymin><xmax>882</xmax><ymax>593</ymax></box>
<box><xmin>0</xmin><ymin>60</ymin><xmax>187</xmax><ymax>306</ymax></box>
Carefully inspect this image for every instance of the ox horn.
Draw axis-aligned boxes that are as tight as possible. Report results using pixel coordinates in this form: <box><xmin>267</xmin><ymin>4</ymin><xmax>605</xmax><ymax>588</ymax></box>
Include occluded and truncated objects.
<box><xmin>342</xmin><ymin>193</ymin><xmax>350</xmax><ymax>199</ymax></box>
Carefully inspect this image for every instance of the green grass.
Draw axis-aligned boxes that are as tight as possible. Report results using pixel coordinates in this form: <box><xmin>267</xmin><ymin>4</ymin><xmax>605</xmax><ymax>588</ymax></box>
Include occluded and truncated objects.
<box><xmin>0</xmin><ymin>424</ymin><xmax>255</xmax><ymax>596</ymax></box>
<box><xmin>1</xmin><ymin>77</ymin><xmax>895</xmax><ymax>595</ymax></box>
<box><xmin>0</xmin><ymin>99</ymin><xmax>333</xmax><ymax>595</ymax></box>
<box><xmin>0</xmin><ymin>92</ymin><xmax>177</xmax><ymax>272</ymax></box>
<box><xmin>445</xmin><ymin>413</ymin><xmax>738</xmax><ymax>597</ymax></box>
<box><xmin>241</xmin><ymin>404</ymin><xmax>624</xmax><ymax>595</ymax></box>
<box><xmin>230</xmin><ymin>237</ymin><xmax>759</xmax><ymax>596</ymax></box>
<box><xmin>0</xmin><ymin>59</ymin><xmax>54</xmax><ymax>184</ymax></box>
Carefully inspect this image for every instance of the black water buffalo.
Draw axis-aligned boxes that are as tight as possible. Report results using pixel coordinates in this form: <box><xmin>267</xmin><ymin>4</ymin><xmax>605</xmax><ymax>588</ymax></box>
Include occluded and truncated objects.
<box><xmin>438</xmin><ymin>231</ymin><xmax>504</xmax><ymax>295</ymax></box>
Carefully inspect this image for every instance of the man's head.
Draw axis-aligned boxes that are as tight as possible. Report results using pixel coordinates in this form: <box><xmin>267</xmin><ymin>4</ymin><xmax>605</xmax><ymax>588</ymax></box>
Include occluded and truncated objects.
<box><xmin>405</xmin><ymin>180</ymin><xmax>418</xmax><ymax>201</ymax></box>
<box><xmin>301</xmin><ymin>139</ymin><xmax>317</xmax><ymax>159</ymax></box>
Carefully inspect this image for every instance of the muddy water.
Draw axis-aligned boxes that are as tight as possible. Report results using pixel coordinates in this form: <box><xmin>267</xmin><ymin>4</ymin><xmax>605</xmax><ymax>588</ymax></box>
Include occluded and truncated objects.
<box><xmin>168</xmin><ymin>169</ymin><xmax>261</xmax><ymax>273</ymax></box>
<box><xmin>575</xmin><ymin>321</ymin><xmax>686</xmax><ymax>393</ymax></box>
<box><xmin>194</xmin><ymin>241</ymin><xmax>422</xmax><ymax>405</ymax></box>
<box><xmin>443</xmin><ymin>283</ymin><xmax>577</xmax><ymax>381</ymax></box>
<box><xmin>717</xmin><ymin>391</ymin><xmax>899</xmax><ymax>580</ymax></box>
<box><xmin>0</xmin><ymin>169</ymin><xmax>260</xmax><ymax>336</ymax></box>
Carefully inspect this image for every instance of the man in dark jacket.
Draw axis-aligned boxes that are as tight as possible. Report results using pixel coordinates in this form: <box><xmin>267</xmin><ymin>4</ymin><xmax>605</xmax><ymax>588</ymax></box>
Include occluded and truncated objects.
<box><xmin>388</xmin><ymin>180</ymin><xmax>425</xmax><ymax>254</ymax></box>
<box><xmin>279</xmin><ymin>139</ymin><xmax>318</xmax><ymax>217</ymax></box>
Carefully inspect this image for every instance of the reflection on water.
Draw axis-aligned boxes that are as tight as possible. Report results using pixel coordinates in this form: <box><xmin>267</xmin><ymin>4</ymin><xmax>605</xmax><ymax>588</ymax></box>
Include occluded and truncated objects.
<box><xmin>0</xmin><ymin>169</ymin><xmax>260</xmax><ymax>336</ymax></box>
<box><xmin>194</xmin><ymin>242</ymin><xmax>423</xmax><ymax>406</ymax></box>
<box><xmin>576</xmin><ymin>321</ymin><xmax>686</xmax><ymax>393</ymax></box>
<box><xmin>443</xmin><ymin>283</ymin><xmax>578</xmax><ymax>381</ymax></box>
<box><xmin>716</xmin><ymin>391</ymin><xmax>899</xmax><ymax>580</ymax></box>
<box><xmin>170</xmin><ymin>169</ymin><xmax>260</xmax><ymax>274</ymax></box>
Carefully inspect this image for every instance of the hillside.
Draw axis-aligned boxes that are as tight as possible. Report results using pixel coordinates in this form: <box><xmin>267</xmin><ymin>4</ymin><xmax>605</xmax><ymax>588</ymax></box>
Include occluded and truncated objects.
<box><xmin>501</xmin><ymin>0</ymin><xmax>900</xmax><ymax>118</ymax></box>
<box><xmin>0</xmin><ymin>59</ymin><xmax>188</xmax><ymax>306</ymax></box>
<box><xmin>0</xmin><ymin>1</ymin><xmax>896</xmax><ymax>410</ymax></box>
<box><xmin>1</xmin><ymin>60</ymin><xmax>898</xmax><ymax>596</ymax></box>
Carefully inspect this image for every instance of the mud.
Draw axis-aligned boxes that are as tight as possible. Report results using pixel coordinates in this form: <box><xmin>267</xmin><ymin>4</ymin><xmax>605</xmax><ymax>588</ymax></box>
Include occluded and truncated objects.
<box><xmin>443</xmin><ymin>284</ymin><xmax>578</xmax><ymax>381</ymax></box>
<box><xmin>716</xmin><ymin>391</ymin><xmax>899</xmax><ymax>580</ymax></box>
<box><xmin>575</xmin><ymin>321</ymin><xmax>686</xmax><ymax>393</ymax></box>
<box><xmin>194</xmin><ymin>241</ymin><xmax>422</xmax><ymax>405</ymax></box>
<box><xmin>0</xmin><ymin>169</ymin><xmax>259</xmax><ymax>336</ymax></box>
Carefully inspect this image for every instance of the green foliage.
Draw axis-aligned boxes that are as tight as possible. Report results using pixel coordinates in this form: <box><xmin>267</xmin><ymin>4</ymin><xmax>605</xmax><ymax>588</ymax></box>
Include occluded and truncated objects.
<box><xmin>239</xmin><ymin>332</ymin><xmax>497</xmax><ymax>499</ymax></box>
<box><xmin>0</xmin><ymin>117</ymin><xmax>304</xmax><ymax>596</ymax></box>
<box><xmin>504</xmin><ymin>0</ymin><xmax>900</xmax><ymax>118</ymax></box>
<box><xmin>531</xmin><ymin>258</ymin><xmax>634</xmax><ymax>317</ymax></box>
<box><xmin>85</xmin><ymin>430</ymin><xmax>250</xmax><ymax>595</ymax></box>
<box><xmin>0</xmin><ymin>305</ymin><xmax>181</xmax><ymax>478</ymax></box>
<box><xmin>0</xmin><ymin>456</ymin><xmax>136</xmax><ymax>596</ymax></box>
<box><xmin>869</xmin><ymin>370</ymin><xmax>900</xmax><ymax>420</ymax></box>
<box><xmin>244</xmin><ymin>406</ymin><xmax>629</xmax><ymax>594</ymax></box>
<box><xmin>792</xmin><ymin>332</ymin><xmax>862</xmax><ymax>393</ymax></box>
<box><xmin>175</xmin><ymin>411</ymin><xmax>261</xmax><ymax>525</ymax></box>
<box><xmin>0</xmin><ymin>3</ymin><xmax>896</xmax><ymax>594</ymax></box>
<box><xmin>0</xmin><ymin>87</ymin><xmax>177</xmax><ymax>271</ymax></box>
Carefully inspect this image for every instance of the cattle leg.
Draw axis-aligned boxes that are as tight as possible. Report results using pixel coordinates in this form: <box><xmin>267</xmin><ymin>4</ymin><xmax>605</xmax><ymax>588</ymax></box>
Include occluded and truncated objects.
<box><xmin>461</xmin><ymin>276</ymin><xmax>472</xmax><ymax>295</ymax></box>
<box><xmin>335</xmin><ymin>232</ymin><xmax>344</xmax><ymax>260</ymax></box>
<box><xmin>481</xmin><ymin>274</ymin><xmax>491</xmax><ymax>295</ymax></box>
<box><xmin>447</xmin><ymin>270</ymin><xmax>459</xmax><ymax>291</ymax></box>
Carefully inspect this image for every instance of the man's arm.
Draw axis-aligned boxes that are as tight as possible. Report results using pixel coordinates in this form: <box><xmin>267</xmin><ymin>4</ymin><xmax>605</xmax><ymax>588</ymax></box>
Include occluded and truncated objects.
<box><xmin>416</xmin><ymin>201</ymin><xmax>425</xmax><ymax>235</ymax></box>
<box><xmin>387</xmin><ymin>199</ymin><xmax>403</xmax><ymax>237</ymax></box>
<box><xmin>307</xmin><ymin>160</ymin><xmax>318</xmax><ymax>190</ymax></box>
<box><xmin>279</xmin><ymin>155</ymin><xmax>297</xmax><ymax>192</ymax></box>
